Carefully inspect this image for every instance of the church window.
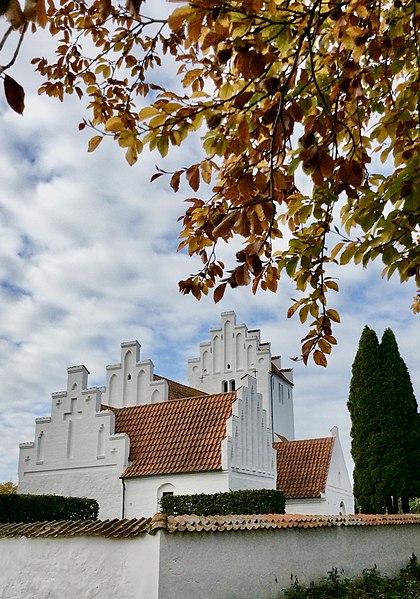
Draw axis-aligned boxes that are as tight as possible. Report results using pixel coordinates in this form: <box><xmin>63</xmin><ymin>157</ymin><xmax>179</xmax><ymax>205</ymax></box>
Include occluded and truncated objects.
<box><xmin>157</xmin><ymin>483</ymin><xmax>175</xmax><ymax>511</ymax></box>
<box><xmin>222</xmin><ymin>380</ymin><xmax>228</xmax><ymax>392</ymax></box>
<box><xmin>230</xmin><ymin>380</ymin><xmax>235</xmax><ymax>391</ymax></box>
<box><xmin>127</xmin><ymin>373</ymin><xmax>131</xmax><ymax>380</ymax></box>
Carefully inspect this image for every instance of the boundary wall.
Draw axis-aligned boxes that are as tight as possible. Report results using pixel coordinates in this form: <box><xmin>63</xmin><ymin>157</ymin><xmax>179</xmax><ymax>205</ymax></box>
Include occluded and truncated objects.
<box><xmin>0</xmin><ymin>514</ymin><xmax>419</xmax><ymax>599</ymax></box>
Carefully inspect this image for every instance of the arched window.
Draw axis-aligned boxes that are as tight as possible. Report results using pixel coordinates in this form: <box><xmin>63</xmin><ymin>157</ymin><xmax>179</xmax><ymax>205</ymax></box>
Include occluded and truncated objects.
<box><xmin>339</xmin><ymin>500</ymin><xmax>346</xmax><ymax>515</ymax></box>
<box><xmin>157</xmin><ymin>483</ymin><xmax>175</xmax><ymax>511</ymax></box>
<box><xmin>230</xmin><ymin>379</ymin><xmax>235</xmax><ymax>391</ymax></box>
<box><xmin>222</xmin><ymin>380</ymin><xmax>228</xmax><ymax>392</ymax></box>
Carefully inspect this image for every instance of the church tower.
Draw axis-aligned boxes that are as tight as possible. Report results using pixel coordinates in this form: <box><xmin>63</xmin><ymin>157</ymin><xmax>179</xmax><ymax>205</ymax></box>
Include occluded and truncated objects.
<box><xmin>188</xmin><ymin>311</ymin><xmax>295</xmax><ymax>440</ymax></box>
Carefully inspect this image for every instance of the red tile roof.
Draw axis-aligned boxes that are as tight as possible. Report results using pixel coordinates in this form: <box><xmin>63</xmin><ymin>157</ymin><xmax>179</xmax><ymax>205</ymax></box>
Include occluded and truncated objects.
<box><xmin>106</xmin><ymin>393</ymin><xmax>236</xmax><ymax>477</ymax></box>
<box><xmin>2</xmin><ymin>513</ymin><xmax>419</xmax><ymax>538</ymax></box>
<box><xmin>274</xmin><ymin>437</ymin><xmax>334</xmax><ymax>498</ymax></box>
<box><xmin>153</xmin><ymin>375</ymin><xmax>206</xmax><ymax>400</ymax></box>
<box><xmin>164</xmin><ymin>513</ymin><xmax>420</xmax><ymax>533</ymax></box>
<box><xmin>0</xmin><ymin>518</ymin><xmax>153</xmax><ymax>538</ymax></box>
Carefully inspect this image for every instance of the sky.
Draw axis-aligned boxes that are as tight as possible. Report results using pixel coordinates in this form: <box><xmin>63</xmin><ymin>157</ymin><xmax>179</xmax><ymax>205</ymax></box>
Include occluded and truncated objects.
<box><xmin>0</xmin><ymin>11</ymin><xmax>418</xmax><ymax>484</ymax></box>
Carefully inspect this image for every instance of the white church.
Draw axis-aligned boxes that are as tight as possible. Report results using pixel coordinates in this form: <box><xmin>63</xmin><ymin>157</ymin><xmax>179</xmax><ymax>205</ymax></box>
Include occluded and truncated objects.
<box><xmin>18</xmin><ymin>311</ymin><xmax>354</xmax><ymax>518</ymax></box>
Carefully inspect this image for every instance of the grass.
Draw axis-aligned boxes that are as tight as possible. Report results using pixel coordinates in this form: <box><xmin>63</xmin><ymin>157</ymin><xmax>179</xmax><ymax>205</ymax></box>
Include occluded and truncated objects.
<box><xmin>280</xmin><ymin>554</ymin><xmax>420</xmax><ymax>598</ymax></box>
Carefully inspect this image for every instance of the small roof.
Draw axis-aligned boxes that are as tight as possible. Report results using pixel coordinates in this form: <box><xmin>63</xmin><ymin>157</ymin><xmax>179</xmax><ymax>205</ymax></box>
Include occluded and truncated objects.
<box><xmin>153</xmin><ymin>375</ymin><xmax>206</xmax><ymax>400</ymax></box>
<box><xmin>271</xmin><ymin>362</ymin><xmax>294</xmax><ymax>385</ymax></box>
<box><xmin>274</xmin><ymin>437</ymin><xmax>335</xmax><ymax>499</ymax></box>
<box><xmin>107</xmin><ymin>392</ymin><xmax>236</xmax><ymax>478</ymax></box>
<box><xmin>3</xmin><ymin>514</ymin><xmax>420</xmax><ymax>538</ymax></box>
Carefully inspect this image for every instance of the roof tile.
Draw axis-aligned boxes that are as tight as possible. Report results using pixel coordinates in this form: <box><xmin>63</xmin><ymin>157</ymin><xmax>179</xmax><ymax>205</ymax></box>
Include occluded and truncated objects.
<box><xmin>274</xmin><ymin>437</ymin><xmax>334</xmax><ymax>498</ymax></box>
<box><xmin>106</xmin><ymin>392</ymin><xmax>236</xmax><ymax>477</ymax></box>
<box><xmin>1</xmin><ymin>514</ymin><xmax>419</xmax><ymax>538</ymax></box>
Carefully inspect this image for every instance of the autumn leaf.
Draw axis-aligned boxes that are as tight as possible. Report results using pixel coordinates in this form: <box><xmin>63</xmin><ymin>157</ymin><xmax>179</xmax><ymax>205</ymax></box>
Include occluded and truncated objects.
<box><xmin>4</xmin><ymin>75</ymin><xmax>25</xmax><ymax>114</ymax></box>
<box><xmin>88</xmin><ymin>135</ymin><xmax>103</xmax><ymax>152</ymax></box>
<box><xmin>186</xmin><ymin>164</ymin><xmax>200</xmax><ymax>192</ymax></box>
<box><xmin>27</xmin><ymin>0</ymin><xmax>419</xmax><ymax>365</ymax></box>
<box><xmin>214</xmin><ymin>282</ymin><xmax>227</xmax><ymax>304</ymax></box>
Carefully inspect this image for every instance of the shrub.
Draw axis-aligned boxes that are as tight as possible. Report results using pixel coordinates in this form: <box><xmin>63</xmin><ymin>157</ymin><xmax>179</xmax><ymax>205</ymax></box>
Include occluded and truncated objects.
<box><xmin>0</xmin><ymin>493</ymin><xmax>98</xmax><ymax>523</ymax></box>
<box><xmin>160</xmin><ymin>488</ymin><xmax>285</xmax><ymax>516</ymax></box>
<box><xmin>281</xmin><ymin>555</ymin><xmax>420</xmax><ymax>598</ymax></box>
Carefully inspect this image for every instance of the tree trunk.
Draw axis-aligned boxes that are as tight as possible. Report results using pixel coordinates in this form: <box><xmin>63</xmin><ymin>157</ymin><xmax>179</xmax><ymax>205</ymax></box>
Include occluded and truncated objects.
<box><xmin>401</xmin><ymin>496</ymin><xmax>410</xmax><ymax>513</ymax></box>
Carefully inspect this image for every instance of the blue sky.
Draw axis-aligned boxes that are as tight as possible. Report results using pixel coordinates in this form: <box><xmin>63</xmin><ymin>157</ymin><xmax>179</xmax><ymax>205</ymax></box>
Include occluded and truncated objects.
<box><xmin>0</xmin><ymin>14</ymin><xmax>418</xmax><ymax>483</ymax></box>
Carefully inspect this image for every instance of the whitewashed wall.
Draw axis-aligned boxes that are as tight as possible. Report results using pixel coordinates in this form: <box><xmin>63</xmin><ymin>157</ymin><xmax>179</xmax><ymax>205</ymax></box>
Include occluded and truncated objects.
<box><xmin>1</xmin><ymin>521</ymin><xmax>419</xmax><ymax>599</ymax></box>
<box><xmin>18</xmin><ymin>366</ymin><xmax>129</xmax><ymax>520</ymax></box>
<box><xmin>159</xmin><ymin>524</ymin><xmax>420</xmax><ymax>599</ymax></box>
<box><xmin>0</xmin><ymin>534</ymin><xmax>160</xmax><ymax>599</ymax></box>
<box><xmin>101</xmin><ymin>341</ymin><xmax>169</xmax><ymax>408</ymax></box>
<box><xmin>124</xmin><ymin>471</ymin><xmax>230</xmax><ymax>518</ymax></box>
<box><xmin>188</xmin><ymin>310</ymin><xmax>295</xmax><ymax>440</ymax></box>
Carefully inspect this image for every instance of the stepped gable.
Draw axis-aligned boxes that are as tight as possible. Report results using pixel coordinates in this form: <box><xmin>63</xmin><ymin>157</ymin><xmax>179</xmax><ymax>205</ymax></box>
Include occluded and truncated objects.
<box><xmin>104</xmin><ymin>392</ymin><xmax>236</xmax><ymax>477</ymax></box>
<box><xmin>274</xmin><ymin>437</ymin><xmax>334</xmax><ymax>498</ymax></box>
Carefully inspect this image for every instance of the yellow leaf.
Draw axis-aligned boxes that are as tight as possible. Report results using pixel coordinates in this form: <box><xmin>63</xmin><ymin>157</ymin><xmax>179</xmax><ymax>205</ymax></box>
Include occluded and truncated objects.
<box><xmin>88</xmin><ymin>135</ymin><xmax>103</xmax><ymax>152</ymax></box>
<box><xmin>138</xmin><ymin>106</ymin><xmax>160</xmax><ymax>121</ymax></box>
<box><xmin>125</xmin><ymin>146</ymin><xmax>138</xmax><ymax>166</ymax></box>
<box><xmin>313</xmin><ymin>350</ymin><xmax>327</xmax><ymax>367</ymax></box>
<box><xmin>327</xmin><ymin>309</ymin><xmax>340</xmax><ymax>323</ymax></box>
<box><xmin>105</xmin><ymin>116</ymin><xmax>124</xmax><ymax>132</ymax></box>
<box><xmin>325</xmin><ymin>280</ymin><xmax>339</xmax><ymax>291</ymax></box>
<box><xmin>168</xmin><ymin>5</ymin><xmax>194</xmax><ymax>31</ymax></box>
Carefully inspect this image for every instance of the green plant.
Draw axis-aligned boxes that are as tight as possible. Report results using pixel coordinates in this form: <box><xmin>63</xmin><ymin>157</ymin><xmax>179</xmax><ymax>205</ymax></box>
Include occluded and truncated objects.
<box><xmin>279</xmin><ymin>556</ymin><xmax>420</xmax><ymax>598</ymax></box>
<box><xmin>0</xmin><ymin>493</ymin><xmax>99</xmax><ymax>523</ymax></box>
<box><xmin>160</xmin><ymin>488</ymin><xmax>285</xmax><ymax>516</ymax></box>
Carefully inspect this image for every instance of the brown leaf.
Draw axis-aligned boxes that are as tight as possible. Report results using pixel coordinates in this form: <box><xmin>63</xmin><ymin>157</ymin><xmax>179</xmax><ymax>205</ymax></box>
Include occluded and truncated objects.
<box><xmin>247</xmin><ymin>253</ymin><xmax>263</xmax><ymax>275</ymax></box>
<box><xmin>186</xmin><ymin>164</ymin><xmax>200</xmax><ymax>192</ymax></box>
<box><xmin>214</xmin><ymin>282</ymin><xmax>227</xmax><ymax>304</ymax></box>
<box><xmin>235</xmin><ymin>264</ymin><xmax>251</xmax><ymax>286</ymax></box>
<box><xmin>288</xmin><ymin>102</ymin><xmax>304</xmax><ymax>122</ymax></box>
<box><xmin>318</xmin><ymin>151</ymin><xmax>335</xmax><ymax>178</ymax></box>
<box><xmin>4</xmin><ymin>0</ymin><xmax>24</xmax><ymax>28</ymax></box>
<box><xmin>170</xmin><ymin>171</ymin><xmax>181</xmax><ymax>192</ymax></box>
<box><xmin>338</xmin><ymin>160</ymin><xmax>363</xmax><ymax>187</ymax></box>
<box><xmin>99</xmin><ymin>0</ymin><xmax>112</xmax><ymax>19</ymax></box>
<box><xmin>126</xmin><ymin>0</ymin><xmax>142</xmax><ymax>17</ymax></box>
<box><xmin>313</xmin><ymin>349</ymin><xmax>327</xmax><ymax>367</ymax></box>
<box><xmin>4</xmin><ymin>75</ymin><xmax>25</xmax><ymax>114</ymax></box>
<box><xmin>213</xmin><ymin>212</ymin><xmax>236</xmax><ymax>238</ymax></box>
<box><xmin>238</xmin><ymin>172</ymin><xmax>254</xmax><ymax>198</ymax></box>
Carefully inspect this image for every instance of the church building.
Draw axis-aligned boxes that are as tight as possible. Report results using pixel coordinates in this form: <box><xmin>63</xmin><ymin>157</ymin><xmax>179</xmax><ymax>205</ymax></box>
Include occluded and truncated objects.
<box><xmin>18</xmin><ymin>311</ymin><xmax>353</xmax><ymax>518</ymax></box>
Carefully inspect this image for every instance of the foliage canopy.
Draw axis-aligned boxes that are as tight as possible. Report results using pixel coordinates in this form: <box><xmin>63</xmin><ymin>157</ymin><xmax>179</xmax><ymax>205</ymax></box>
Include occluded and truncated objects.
<box><xmin>0</xmin><ymin>0</ymin><xmax>419</xmax><ymax>364</ymax></box>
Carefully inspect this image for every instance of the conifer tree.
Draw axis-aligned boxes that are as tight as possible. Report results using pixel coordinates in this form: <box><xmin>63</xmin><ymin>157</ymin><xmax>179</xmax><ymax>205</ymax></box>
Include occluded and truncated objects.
<box><xmin>348</xmin><ymin>327</ymin><xmax>384</xmax><ymax>513</ymax></box>
<box><xmin>348</xmin><ymin>327</ymin><xmax>420</xmax><ymax>513</ymax></box>
<box><xmin>378</xmin><ymin>329</ymin><xmax>420</xmax><ymax>513</ymax></box>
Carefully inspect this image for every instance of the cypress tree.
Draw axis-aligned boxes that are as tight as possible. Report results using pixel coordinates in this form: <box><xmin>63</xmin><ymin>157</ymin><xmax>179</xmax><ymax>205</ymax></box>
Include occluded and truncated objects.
<box><xmin>348</xmin><ymin>327</ymin><xmax>384</xmax><ymax>513</ymax></box>
<box><xmin>348</xmin><ymin>326</ymin><xmax>420</xmax><ymax>513</ymax></box>
<box><xmin>378</xmin><ymin>329</ymin><xmax>420</xmax><ymax>513</ymax></box>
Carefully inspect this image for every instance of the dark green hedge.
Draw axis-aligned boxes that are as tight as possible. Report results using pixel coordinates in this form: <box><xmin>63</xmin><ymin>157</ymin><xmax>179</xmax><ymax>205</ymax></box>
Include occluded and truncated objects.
<box><xmin>160</xmin><ymin>488</ymin><xmax>285</xmax><ymax>516</ymax></box>
<box><xmin>0</xmin><ymin>493</ymin><xmax>99</xmax><ymax>523</ymax></box>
